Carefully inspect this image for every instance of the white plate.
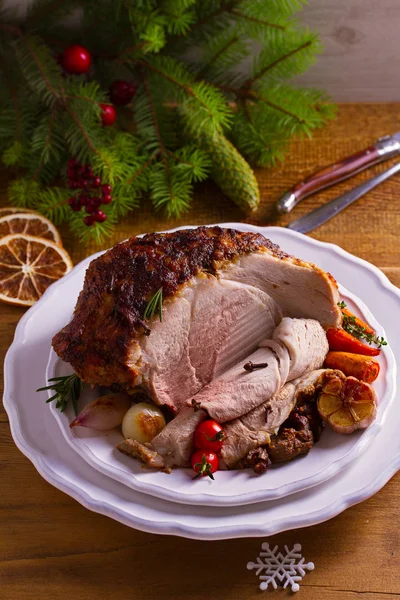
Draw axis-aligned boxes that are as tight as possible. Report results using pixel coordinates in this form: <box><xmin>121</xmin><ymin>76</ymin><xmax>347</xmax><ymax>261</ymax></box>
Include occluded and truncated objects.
<box><xmin>45</xmin><ymin>239</ymin><xmax>395</xmax><ymax>506</ymax></box>
<box><xmin>3</xmin><ymin>224</ymin><xmax>400</xmax><ymax>539</ymax></box>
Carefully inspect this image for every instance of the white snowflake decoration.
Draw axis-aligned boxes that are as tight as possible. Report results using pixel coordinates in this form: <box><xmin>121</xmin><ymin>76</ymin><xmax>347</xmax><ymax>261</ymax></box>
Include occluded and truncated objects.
<box><xmin>247</xmin><ymin>542</ymin><xmax>314</xmax><ymax>592</ymax></box>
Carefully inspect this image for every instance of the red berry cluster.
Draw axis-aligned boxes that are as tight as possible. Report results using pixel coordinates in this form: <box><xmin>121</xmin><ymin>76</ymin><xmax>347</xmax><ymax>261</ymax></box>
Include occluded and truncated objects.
<box><xmin>67</xmin><ymin>159</ymin><xmax>112</xmax><ymax>226</ymax></box>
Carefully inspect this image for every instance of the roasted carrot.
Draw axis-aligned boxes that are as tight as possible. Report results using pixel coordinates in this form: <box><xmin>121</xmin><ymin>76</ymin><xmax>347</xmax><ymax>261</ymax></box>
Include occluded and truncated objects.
<box><xmin>324</xmin><ymin>351</ymin><xmax>380</xmax><ymax>383</ymax></box>
<box><xmin>326</xmin><ymin>328</ymin><xmax>380</xmax><ymax>356</ymax></box>
<box><xmin>341</xmin><ymin>308</ymin><xmax>374</xmax><ymax>335</ymax></box>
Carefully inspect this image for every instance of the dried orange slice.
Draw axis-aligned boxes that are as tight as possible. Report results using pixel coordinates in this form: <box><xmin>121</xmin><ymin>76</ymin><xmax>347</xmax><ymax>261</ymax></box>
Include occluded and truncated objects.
<box><xmin>0</xmin><ymin>234</ymin><xmax>72</xmax><ymax>306</ymax></box>
<box><xmin>0</xmin><ymin>213</ymin><xmax>61</xmax><ymax>245</ymax></box>
<box><xmin>0</xmin><ymin>207</ymin><xmax>39</xmax><ymax>217</ymax></box>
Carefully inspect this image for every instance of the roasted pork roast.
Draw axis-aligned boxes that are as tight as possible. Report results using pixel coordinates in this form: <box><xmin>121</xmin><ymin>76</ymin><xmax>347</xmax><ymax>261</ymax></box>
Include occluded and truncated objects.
<box><xmin>53</xmin><ymin>227</ymin><xmax>340</xmax><ymax>414</ymax></box>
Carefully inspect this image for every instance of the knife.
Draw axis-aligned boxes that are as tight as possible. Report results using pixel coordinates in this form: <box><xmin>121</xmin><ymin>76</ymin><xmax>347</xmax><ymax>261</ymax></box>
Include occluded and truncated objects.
<box><xmin>277</xmin><ymin>132</ymin><xmax>400</xmax><ymax>214</ymax></box>
<box><xmin>287</xmin><ymin>161</ymin><xmax>400</xmax><ymax>234</ymax></box>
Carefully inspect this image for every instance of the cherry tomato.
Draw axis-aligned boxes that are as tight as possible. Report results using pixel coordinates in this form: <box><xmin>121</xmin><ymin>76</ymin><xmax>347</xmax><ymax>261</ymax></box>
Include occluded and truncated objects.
<box><xmin>193</xmin><ymin>419</ymin><xmax>226</xmax><ymax>453</ymax></box>
<box><xmin>191</xmin><ymin>450</ymin><xmax>219</xmax><ymax>480</ymax></box>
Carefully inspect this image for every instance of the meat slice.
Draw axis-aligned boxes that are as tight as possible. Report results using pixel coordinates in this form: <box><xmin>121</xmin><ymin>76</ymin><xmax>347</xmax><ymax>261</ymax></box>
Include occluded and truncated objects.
<box><xmin>118</xmin><ymin>407</ymin><xmax>207</xmax><ymax>470</ymax></box>
<box><xmin>221</xmin><ymin>369</ymin><xmax>335</xmax><ymax>468</ymax></box>
<box><xmin>188</xmin><ymin>319</ymin><xmax>328</xmax><ymax>423</ymax></box>
<box><xmin>117</xmin><ymin>438</ymin><xmax>164</xmax><ymax>469</ymax></box>
<box><xmin>219</xmin><ymin>249</ymin><xmax>340</xmax><ymax>327</ymax></box>
<box><xmin>150</xmin><ymin>407</ymin><xmax>207</xmax><ymax>468</ymax></box>
<box><xmin>272</xmin><ymin>318</ymin><xmax>329</xmax><ymax>380</ymax></box>
<box><xmin>189</xmin><ymin>345</ymin><xmax>283</xmax><ymax>423</ymax></box>
<box><xmin>138</xmin><ymin>277</ymin><xmax>281</xmax><ymax>410</ymax></box>
<box><xmin>52</xmin><ymin>227</ymin><xmax>340</xmax><ymax>407</ymax></box>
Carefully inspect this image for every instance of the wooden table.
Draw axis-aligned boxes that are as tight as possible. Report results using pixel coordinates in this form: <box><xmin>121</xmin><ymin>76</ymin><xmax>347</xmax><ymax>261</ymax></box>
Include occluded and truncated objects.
<box><xmin>1</xmin><ymin>104</ymin><xmax>400</xmax><ymax>600</ymax></box>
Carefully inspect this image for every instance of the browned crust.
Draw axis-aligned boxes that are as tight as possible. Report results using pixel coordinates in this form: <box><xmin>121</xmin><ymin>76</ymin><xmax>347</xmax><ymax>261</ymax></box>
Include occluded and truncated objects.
<box><xmin>52</xmin><ymin>227</ymin><xmax>289</xmax><ymax>386</ymax></box>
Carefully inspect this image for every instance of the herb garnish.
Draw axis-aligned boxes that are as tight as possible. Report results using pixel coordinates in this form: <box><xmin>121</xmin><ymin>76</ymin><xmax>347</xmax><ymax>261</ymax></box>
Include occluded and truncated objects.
<box><xmin>143</xmin><ymin>288</ymin><xmax>163</xmax><ymax>322</ymax></box>
<box><xmin>338</xmin><ymin>301</ymin><xmax>387</xmax><ymax>349</ymax></box>
<box><xmin>36</xmin><ymin>374</ymin><xmax>82</xmax><ymax>415</ymax></box>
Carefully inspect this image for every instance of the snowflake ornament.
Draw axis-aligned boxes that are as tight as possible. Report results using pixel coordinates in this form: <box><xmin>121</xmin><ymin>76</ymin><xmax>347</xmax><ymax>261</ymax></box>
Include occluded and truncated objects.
<box><xmin>247</xmin><ymin>542</ymin><xmax>314</xmax><ymax>592</ymax></box>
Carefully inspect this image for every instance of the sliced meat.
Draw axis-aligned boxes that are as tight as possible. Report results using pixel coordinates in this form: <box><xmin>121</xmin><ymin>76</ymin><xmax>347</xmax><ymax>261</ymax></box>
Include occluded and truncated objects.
<box><xmin>219</xmin><ymin>249</ymin><xmax>340</xmax><ymax>327</ymax></box>
<box><xmin>118</xmin><ymin>407</ymin><xmax>208</xmax><ymax>469</ymax></box>
<box><xmin>188</xmin><ymin>319</ymin><xmax>328</xmax><ymax>423</ymax></box>
<box><xmin>220</xmin><ymin>368</ymin><xmax>331</xmax><ymax>468</ymax></box>
<box><xmin>139</xmin><ymin>277</ymin><xmax>281</xmax><ymax>411</ymax></box>
<box><xmin>53</xmin><ymin>227</ymin><xmax>341</xmax><ymax>405</ymax></box>
<box><xmin>150</xmin><ymin>407</ymin><xmax>207</xmax><ymax>468</ymax></box>
<box><xmin>219</xmin><ymin>420</ymin><xmax>271</xmax><ymax>470</ymax></box>
<box><xmin>188</xmin><ymin>277</ymin><xmax>281</xmax><ymax>385</ymax></box>
<box><xmin>189</xmin><ymin>345</ymin><xmax>284</xmax><ymax>423</ymax></box>
<box><xmin>117</xmin><ymin>438</ymin><xmax>164</xmax><ymax>469</ymax></box>
<box><xmin>273</xmin><ymin>318</ymin><xmax>329</xmax><ymax>380</ymax></box>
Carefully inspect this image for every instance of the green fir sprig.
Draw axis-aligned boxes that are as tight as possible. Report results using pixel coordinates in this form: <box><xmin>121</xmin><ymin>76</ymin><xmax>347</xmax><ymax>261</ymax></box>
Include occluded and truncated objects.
<box><xmin>0</xmin><ymin>0</ymin><xmax>335</xmax><ymax>243</ymax></box>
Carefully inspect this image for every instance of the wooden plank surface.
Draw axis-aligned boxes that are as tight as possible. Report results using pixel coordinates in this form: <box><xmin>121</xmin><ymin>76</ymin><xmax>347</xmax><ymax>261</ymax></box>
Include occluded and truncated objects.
<box><xmin>298</xmin><ymin>0</ymin><xmax>400</xmax><ymax>102</ymax></box>
<box><xmin>1</xmin><ymin>104</ymin><xmax>400</xmax><ymax>599</ymax></box>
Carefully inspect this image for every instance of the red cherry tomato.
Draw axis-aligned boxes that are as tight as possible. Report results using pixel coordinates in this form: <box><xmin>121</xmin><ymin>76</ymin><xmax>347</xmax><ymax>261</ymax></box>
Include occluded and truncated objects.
<box><xmin>193</xmin><ymin>419</ymin><xmax>226</xmax><ymax>453</ymax></box>
<box><xmin>191</xmin><ymin>450</ymin><xmax>218</xmax><ymax>480</ymax></box>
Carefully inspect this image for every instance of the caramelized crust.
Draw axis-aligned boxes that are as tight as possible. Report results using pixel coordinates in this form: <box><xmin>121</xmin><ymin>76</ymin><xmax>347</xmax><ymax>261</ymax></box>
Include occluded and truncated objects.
<box><xmin>52</xmin><ymin>227</ymin><xmax>287</xmax><ymax>386</ymax></box>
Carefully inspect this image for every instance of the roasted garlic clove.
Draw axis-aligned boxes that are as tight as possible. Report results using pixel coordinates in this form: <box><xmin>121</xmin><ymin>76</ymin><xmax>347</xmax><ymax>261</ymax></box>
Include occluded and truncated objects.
<box><xmin>317</xmin><ymin>374</ymin><xmax>377</xmax><ymax>434</ymax></box>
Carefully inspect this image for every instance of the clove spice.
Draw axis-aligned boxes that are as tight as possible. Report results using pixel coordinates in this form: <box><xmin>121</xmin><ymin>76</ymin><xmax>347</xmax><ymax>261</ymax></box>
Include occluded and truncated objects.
<box><xmin>243</xmin><ymin>361</ymin><xmax>269</xmax><ymax>372</ymax></box>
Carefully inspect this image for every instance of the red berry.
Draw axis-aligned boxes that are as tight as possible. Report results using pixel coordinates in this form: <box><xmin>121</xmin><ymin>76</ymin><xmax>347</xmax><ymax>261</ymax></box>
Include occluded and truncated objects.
<box><xmin>84</xmin><ymin>215</ymin><xmax>95</xmax><ymax>226</ymax></box>
<box><xmin>109</xmin><ymin>80</ymin><xmax>136</xmax><ymax>106</ymax></box>
<box><xmin>68</xmin><ymin>197</ymin><xmax>81</xmax><ymax>212</ymax></box>
<box><xmin>61</xmin><ymin>45</ymin><xmax>92</xmax><ymax>74</ymax></box>
<box><xmin>92</xmin><ymin>209</ymin><xmax>107</xmax><ymax>222</ymax></box>
<box><xmin>68</xmin><ymin>158</ymin><xmax>78</xmax><ymax>169</ymax></box>
<box><xmin>100</xmin><ymin>103</ymin><xmax>116</xmax><ymax>127</ymax></box>
<box><xmin>102</xmin><ymin>193</ymin><xmax>112</xmax><ymax>204</ymax></box>
<box><xmin>79</xmin><ymin>193</ymin><xmax>89</xmax><ymax>206</ymax></box>
<box><xmin>102</xmin><ymin>184</ymin><xmax>112</xmax><ymax>195</ymax></box>
<box><xmin>69</xmin><ymin>180</ymin><xmax>79</xmax><ymax>189</ymax></box>
<box><xmin>91</xmin><ymin>176</ymin><xmax>101</xmax><ymax>188</ymax></box>
<box><xmin>67</xmin><ymin>168</ymin><xmax>77</xmax><ymax>180</ymax></box>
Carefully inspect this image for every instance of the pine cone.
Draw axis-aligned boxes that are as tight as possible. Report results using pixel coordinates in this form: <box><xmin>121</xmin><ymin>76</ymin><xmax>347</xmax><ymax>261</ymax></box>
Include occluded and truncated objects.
<box><xmin>197</xmin><ymin>132</ymin><xmax>260</xmax><ymax>212</ymax></box>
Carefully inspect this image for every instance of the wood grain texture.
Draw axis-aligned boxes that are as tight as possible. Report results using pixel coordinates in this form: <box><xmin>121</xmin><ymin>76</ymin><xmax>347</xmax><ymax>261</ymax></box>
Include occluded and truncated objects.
<box><xmin>1</xmin><ymin>104</ymin><xmax>400</xmax><ymax>599</ymax></box>
<box><xmin>297</xmin><ymin>0</ymin><xmax>400</xmax><ymax>101</ymax></box>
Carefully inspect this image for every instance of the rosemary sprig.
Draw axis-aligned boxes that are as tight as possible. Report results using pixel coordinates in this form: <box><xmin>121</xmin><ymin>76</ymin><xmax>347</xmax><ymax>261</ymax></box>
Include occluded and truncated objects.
<box><xmin>338</xmin><ymin>301</ymin><xmax>387</xmax><ymax>349</ymax></box>
<box><xmin>36</xmin><ymin>374</ymin><xmax>83</xmax><ymax>415</ymax></box>
<box><xmin>143</xmin><ymin>287</ymin><xmax>163</xmax><ymax>322</ymax></box>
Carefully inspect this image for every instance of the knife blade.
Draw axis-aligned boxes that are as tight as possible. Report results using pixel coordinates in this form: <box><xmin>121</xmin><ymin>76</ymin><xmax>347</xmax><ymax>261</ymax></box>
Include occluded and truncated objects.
<box><xmin>287</xmin><ymin>161</ymin><xmax>400</xmax><ymax>234</ymax></box>
<box><xmin>277</xmin><ymin>132</ymin><xmax>400</xmax><ymax>214</ymax></box>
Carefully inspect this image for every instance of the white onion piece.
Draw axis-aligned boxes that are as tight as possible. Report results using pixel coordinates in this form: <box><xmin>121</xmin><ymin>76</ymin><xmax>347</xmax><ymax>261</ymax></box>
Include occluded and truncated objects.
<box><xmin>70</xmin><ymin>392</ymin><xmax>132</xmax><ymax>430</ymax></box>
<box><xmin>122</xmin><ymin>402</ymin><xmax>166</xmax><ymax>443</ymax></box>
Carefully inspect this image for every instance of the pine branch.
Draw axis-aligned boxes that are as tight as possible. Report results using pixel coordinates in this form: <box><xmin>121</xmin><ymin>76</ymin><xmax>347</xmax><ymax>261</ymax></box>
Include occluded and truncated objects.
<box><xmin>0</xmin><ymin>54</ymin><xmax>20</xmax><ymax>141</ymax></box>
<box><xmin>246</xmin><ymin>33</ymin><xmax>318</xmax><ymax>87</ymax></box>
<box><xmin>230</xmin><ymin>9</ymin><xmax>285</xmax><ymax>30</ymax></box>
<box><xmin>31</xmin><ymin>106</ymin><xmax>57</xmax><ymax>179</ymax></box>
<box><xmin>143</xmin><ymin>78</ymin><xmax>175</xmax><ymax>203</ymax></box>
<box><xmin>197</xmin><ymin>35</ymin><xmax>239</xmax><ymax>79</ymax></box>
